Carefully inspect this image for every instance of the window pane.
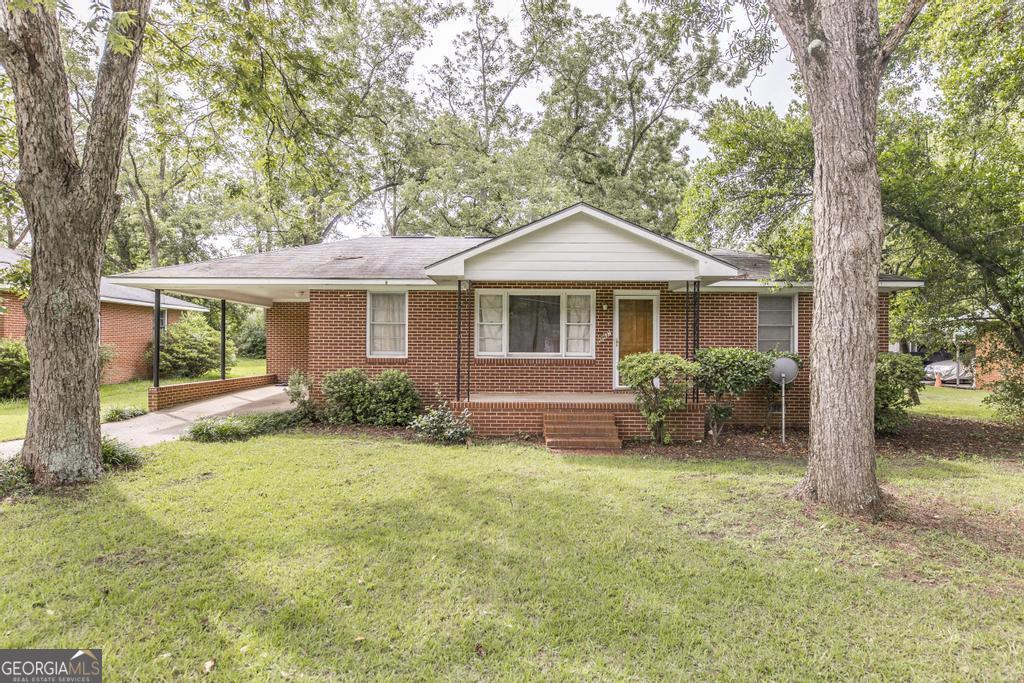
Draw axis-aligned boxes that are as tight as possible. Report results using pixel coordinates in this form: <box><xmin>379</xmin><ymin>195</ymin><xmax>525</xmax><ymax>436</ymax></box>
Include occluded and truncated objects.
<box><xmin>566</xmin><ymin>324</ymin><xmax>591</xmax><ymax>354</ymax></box>
<box><xmin>478</xmin><ymin>323</ymin><xmax>504</xmax><ymax>353</ymax></box>
<box><xmin>478</xmin><ymin>294</ymin><xmax>503</xmax><ymax>323</ymax></box>
<box><xmin>509</xmin><ymin>295</ymin><xmax>560</xmax><ymax>353</ymax></box>
<box><xmin>566</xmin><ymin>295</ymin><xmax>591</xmax><ymax>324</ymax></box>
<box><xmin>371</xmin><ymin>293</ymin><xmax>405</xmax><ymax>323</ymax></box>
<box><xmin>371</xmin><ymin>324</ymin><xmax>405</xmax><ymax>354</ymax></box>
<box><xmin>758</xmin><ymin>326</ymin><xmax>792</xmax><ymax>342</ymax></box>
<box><xmin>759</xmin><ymin>296</ymin><xmax>793</xmax><ymax>312</ymax></box>
<box><xmin>759</xmin><ymin>309</ymin><xmax>792</xmax><ymax>325</ymax></box>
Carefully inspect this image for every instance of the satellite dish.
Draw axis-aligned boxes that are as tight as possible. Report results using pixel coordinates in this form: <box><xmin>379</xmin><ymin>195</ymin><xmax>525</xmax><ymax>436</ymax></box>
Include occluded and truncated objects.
<box><xmin>769</xmin><ymin>356</ymin><xmax>800</xmax><ymax>385</ymax></box>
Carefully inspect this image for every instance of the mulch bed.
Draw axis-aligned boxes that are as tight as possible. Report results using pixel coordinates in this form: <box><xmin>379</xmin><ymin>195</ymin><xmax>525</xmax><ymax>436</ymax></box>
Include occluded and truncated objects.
<box><xmin>620</xmin><ymin>415</ymin><xmax>1024</xmax><ymax>462</ymax></box>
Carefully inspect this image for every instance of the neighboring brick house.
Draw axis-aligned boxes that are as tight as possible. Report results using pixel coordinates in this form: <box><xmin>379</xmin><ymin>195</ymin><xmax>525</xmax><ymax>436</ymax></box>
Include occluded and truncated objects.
<box><xmin>113</xmin><ymin>204</ymin><xmax>921</xmax><ymax>444</ymax></box>
<box><xmin>1</xmin><ymin>247</ymin><xmax>206</xmax><ymax>384</ymax></box>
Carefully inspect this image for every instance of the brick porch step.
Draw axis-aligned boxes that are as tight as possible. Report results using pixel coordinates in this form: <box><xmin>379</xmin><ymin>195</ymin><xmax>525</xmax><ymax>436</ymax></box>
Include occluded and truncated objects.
<box><xmin>543</xmin><ymin>412</ymin><xmax>622</xmax><ymax>450</ymax></box>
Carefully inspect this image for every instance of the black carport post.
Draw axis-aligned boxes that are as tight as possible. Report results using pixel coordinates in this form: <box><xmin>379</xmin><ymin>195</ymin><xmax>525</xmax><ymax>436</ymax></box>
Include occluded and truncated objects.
<box><xmin>220</xmin><ymin>299</ymin><xmax>227</xmax><ymax>380</ymax></box>
<box><xmin>152</xmin><ymin>289</ymin><xmax>161</xmax><ymax>387</ymax></box>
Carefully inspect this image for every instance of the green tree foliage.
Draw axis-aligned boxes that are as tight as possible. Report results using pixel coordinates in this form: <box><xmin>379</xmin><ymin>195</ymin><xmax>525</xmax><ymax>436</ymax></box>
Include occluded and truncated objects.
<box><xmin>617</xmin><ymin>352</ymin><xmax>698</xmax><ymax>445</ymax></box>
<box><xmin>693</xmin><ymin>348</ymin><xmax>774</xmax><ymax>445</ymax></box>
<box><xmin>874</xmin><ymin>353</ymin><xmax>923</xmax><ymax>434</ymax></box>
<box><xmin>235</xmin><ymin>309</ymin><xmax>267</xmax><ymax>358</ymax></box>
<box><xmin>152</xmin><ymin>313</ymin><xmax>238</xmax><ymax>378</ymax></box>
<box><xmin>0</xmin><ymin>339</ymin><xmax>30</xmax><ymax>400</ymax></box>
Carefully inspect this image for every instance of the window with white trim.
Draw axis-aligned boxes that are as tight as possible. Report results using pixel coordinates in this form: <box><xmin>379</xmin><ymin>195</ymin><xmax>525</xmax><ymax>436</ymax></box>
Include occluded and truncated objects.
<box><xmin>159</xmin><ymin>310</ymin><xmax>168</xmax><ymax>330</ymax></box>
<box><xmin>476</xmin><ymin>291</ymin><xmax>594</xmax><ymax>357</ymax></box>
<box><xmin>757</xmin><ymin>295</ymin><xmax>795</xmax><ymax>352</ymax></box>
<box><xmin>367</xmin><ymin>292</ymin><xmax>407</xmax><ymax>357</ymax></box>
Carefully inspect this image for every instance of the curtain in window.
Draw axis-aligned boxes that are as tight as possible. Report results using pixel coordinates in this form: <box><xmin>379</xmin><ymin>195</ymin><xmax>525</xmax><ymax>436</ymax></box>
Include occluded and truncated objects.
<box><xmin>369</xmin><ymin>293</ymin><xmax>406</xmax><ymax>355</ymax></box>
<box><xmin>757</xmin><ymin>295</ymin><xmax>793</xmax><ymax>352</ymax></box>
<box><xmin>509</xmin><ymin>295</ymin><xmax>560</xmax><ymax>353</ymax></box>
<box><xmin>566</xmin><ymin>294</ymin><xmax>592</xmax><ymax>354</ymax></box>
<box><xmin>477</xmin><ymin>294</ymin><xmax>504</xmax><ymax>353</ymax></box>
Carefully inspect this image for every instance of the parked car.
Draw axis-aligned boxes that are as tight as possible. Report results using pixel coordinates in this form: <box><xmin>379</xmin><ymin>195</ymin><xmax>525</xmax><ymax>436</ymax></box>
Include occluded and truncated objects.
<box><xmin>924</xmin><ymin>359</ymin><xmax>973</xmax><ymax>384</ymax></box>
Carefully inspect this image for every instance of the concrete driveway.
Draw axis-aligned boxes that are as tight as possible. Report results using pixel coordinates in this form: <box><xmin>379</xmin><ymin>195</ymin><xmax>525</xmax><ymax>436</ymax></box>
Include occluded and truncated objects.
<box><xmin>0</xmin><ymin>385</ymin><xmax>290</xmax><ymax>459</ymax></box>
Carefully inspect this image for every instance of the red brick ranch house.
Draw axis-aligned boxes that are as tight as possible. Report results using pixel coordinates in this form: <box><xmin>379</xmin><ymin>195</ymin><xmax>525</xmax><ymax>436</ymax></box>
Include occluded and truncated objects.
<box><xmin>112</xmin><ymin>204</ymin><xmax>921</xmax><ymax>445</ymax></box>
<box><xmin>1</xmin><ymin>247</ymin><xmax>206</xmax><ymax>384</ymax></box>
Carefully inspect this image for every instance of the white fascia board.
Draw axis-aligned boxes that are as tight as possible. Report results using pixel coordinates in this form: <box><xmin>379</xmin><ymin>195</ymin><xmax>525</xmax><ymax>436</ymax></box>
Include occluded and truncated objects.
<box><xmin>424</xmin><ymin>204</ymin><xmax>740</xmax><ymax>279</ymax></box>
<box><xmin>108</xmin><ymin>277</ymin><xmax>441</xmax><ymax>288</ymax></box>
<box><xmin>100</xmin><ymin>296</ymin><xmax>207</xmax><ymax>312</ymax></box>
<box><xmin>701</xmin><ymin>279</ymin><xmax>925</xmax><ymax>292</ymax></box>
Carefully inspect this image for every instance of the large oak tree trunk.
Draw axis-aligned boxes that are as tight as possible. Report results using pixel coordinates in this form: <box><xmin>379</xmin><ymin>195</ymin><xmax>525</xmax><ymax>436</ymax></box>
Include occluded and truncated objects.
<box><xmin>1</xmin><ymin>0</ymin><xmax>151</xmax><ymax>485</ymax></box>
<box><xmin>768</xmin><ymin>0</ymin><xmax>926</xmax><ymax>514</ymax></box>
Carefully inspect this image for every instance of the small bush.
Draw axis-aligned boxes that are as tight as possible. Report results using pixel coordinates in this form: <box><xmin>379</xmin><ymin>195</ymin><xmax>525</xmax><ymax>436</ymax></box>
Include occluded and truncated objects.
<box><xmin>235</xmin><ymin>310</ymin><xmax>266</xmax><ymax>358</ymax></box>
<box><xmin>286</xmin><ymin>370</ymin><xmax>315</xmax><ymax>419</ymax></box>
<box><xmin>617</xmin><ymin>352</ymin><xmax>698</xmax><ymax>445</ymax></box>
<box><xmin>0</xmin><ymin>459</ymin><xmax>34</xmax><ymax>498</ymax></box>
<box><xmin>986</xmin><ymin>370</ymin><xmax>1024</xmax><ymax>423</ymax></box>
<box><xmin>373</xmin><ymin>370</ymin><xmax>421</xmax><ymax>426</ymax></box>
<box><xmin>103</xmin><ymin>405</ymin><xmax>148</xmax><ymax>422</ymax></box>
<box><xmin>321</xmin><ymin>368</ymin><xmax>375</xmax><ymax>424</ymax></box>
<box><xmin>694</xmin><ymin>348</ymin><xmax>775</xmax><ymax>445</ymax></box>
<box><xmin>875</xmin><ymin>353</ymin><xmax>924</xmax><ymax>434</ymax></box>
<box><xmin>99</xmin><ymin>343</ymin><xmax>116</xmax><ymax>375</ymax></box>
<box><xmin>101</xmin><ymin>437</ymin><xmax>143</xmax><ymax>471</ymax></box>
<box><xmin>410</xmin><ymin>402</ymin><xmax>473</xmax><ymax>444</ymax></box>
<box><xmin>321</xmin><ymin>369</ymin><xmax>421</xmax><ymax>426</ymax></box>
<box><xmin>185</xmin><ymin>410</ymin><xmax>301</xmax><ymax>442</ymax></box>
<box><xmin>0</xmin><ymin>339</ymin><xmax>29</xmax><ymax>400</ymax></box>
<box><xmin>151</xmin><ymin>313</ymin><xmax>237</xmax><ymax>378</ymax></box>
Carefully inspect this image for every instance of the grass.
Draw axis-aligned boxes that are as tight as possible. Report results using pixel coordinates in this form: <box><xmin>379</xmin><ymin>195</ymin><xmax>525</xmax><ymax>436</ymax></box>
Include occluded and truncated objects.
<box><xmin>0</xmin><ymin>357</ymin><xmax>266</xmax><ymax>442</ymax></box>
<box><xmin>911</xmin><ymin>384</ymin><xmax>1001</xmax><ymax>421</ymax></box>
<box><xmin>1</xmin><ymin>433</ymin><xmax>1022</xmax><ymax>679</ymax></box>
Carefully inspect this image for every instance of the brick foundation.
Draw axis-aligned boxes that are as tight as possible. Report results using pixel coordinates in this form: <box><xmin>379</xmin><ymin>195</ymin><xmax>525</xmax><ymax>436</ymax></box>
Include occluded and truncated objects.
<box><xmin>148</xmin><ymin>374</ymin><xmax>278</xmax><ymax>411</ymax></box>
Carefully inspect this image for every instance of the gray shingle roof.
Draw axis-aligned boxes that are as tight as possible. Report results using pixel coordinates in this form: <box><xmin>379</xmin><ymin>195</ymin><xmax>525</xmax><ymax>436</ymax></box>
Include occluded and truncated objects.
<box><xmin>109</xmin><ymin>235</ymin><xmax>917</xmax><ymax>284</ymax></box>
<box><xmin>0</xmin><ymin>247</ymin><xmax>206</xmax><ymax>311</ymax></box>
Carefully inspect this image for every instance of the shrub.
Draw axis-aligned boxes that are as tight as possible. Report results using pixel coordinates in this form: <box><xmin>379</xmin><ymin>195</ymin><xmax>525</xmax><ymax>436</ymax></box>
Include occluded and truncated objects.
<box><xmin>875</xmin><ymin>353</ymin><xmax>924</xmax><ymax>434</ymax></box>
<box><xmin>101</xmin><ymin>437</ymin><xmax>143</xmax><ymax>471</ymax></box>
<box><xmin>321</xmin><ymin>369</ymin><xmax>421</xmax><ymax>426</ymax></box>
<box><xmin>103</xmin><ymin>405</ymin><xmax>148</xmax><ymax>422</ymax></box>
<box><xmin>286</xmin><ymin>370</ymin><xmax>315</xmax><ymax>419</ymax></box>
<box><xmin>0</xmin><ymin>339</ymin><xmax>30</xmax><ymax>400</ymax></box>
<box><xmin>321</xmin><ymin>368</ymin><xmax>375</xmax><ymax>424</ymax></box>
<box><xmin>235</xmin><ymin>310</ymin><xmax>266</xmax><ymax>358</ymax></box>
<box><xmin>151</xmin><ymin>313</ymin><xmax>237</xmax><ymax>378</ymax></box>
<box><xmin>185</xmin><ymin>410</ymin><xmax>301</xmax><ymax>442</ymax></box>
<box><xmin>0</xmin><ymin>459</ymin><xmax>34</xmax><ymax>498</ymax></box>
<box><xmin>410</xmin><ymin>401</ymin><xmax>473</xmax><ymax>444</ymax></box>
<box><xmin>99</xmin><ymin>343</ymin><xmax>116</xmax><ymax>375</ymax></box>
<box><xmin>617</xmin><ymin>352</ymin><xmax>698</xmax><ymax>445</ymax></box>
<box><xmin>694</xmin><ymin>348</ymin><xmax>775</xmax><ymax>445</ymax></box>
<box><xmin>985</xmin><ymin>369</ymin><xmax>1024</xmax><ymax>423</ymax></box>
<box><xmin>373</xmin><ymin>370</ymin><xmax>421</xmax><ymax>426</ymax></box>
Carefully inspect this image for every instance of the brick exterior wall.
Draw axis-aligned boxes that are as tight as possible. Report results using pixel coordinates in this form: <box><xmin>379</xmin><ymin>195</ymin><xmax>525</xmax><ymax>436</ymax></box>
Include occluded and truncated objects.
<box><xmin>267</xmin><ymin>302</ymin><xmax>309</xmax><ymax>379</ymax></box>
<box><xmin>148</xmin><ymin>374</ymin><xmax>278</xmax><ymax>411</ymax></box>
<box><xmin>263</xmin><ymin>285</ymin><xmax>893</xmax><ymax>440</ymax></box>
<box><xmin>101</xmin><ymin>304</ymin><xmax>181</xmax><ymax>384</ymax></box>
<box><xmin>2</xmin><ymin>294</ymin><xmax>183</xmax><ymax>385</ymax></box>
<box><xmin>0</xmin><ymin>291</ymin><xmax>28</xmax><ymax>339</ymax></box>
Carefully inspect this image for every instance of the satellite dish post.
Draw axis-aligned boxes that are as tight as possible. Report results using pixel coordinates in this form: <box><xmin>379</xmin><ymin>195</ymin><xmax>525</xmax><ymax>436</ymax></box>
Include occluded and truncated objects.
<box><xmin>768</xmin><ymin>357</ymin><xmax>800</xmax><ymax>444</ymax></box>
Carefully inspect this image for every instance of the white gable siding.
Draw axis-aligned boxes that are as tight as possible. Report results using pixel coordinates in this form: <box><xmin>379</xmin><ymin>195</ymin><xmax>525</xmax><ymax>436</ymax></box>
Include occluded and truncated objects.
<box><xmin>463</xmin><ymin>215</ymin><xmax>698</xmax><ymax>281</ymax></box>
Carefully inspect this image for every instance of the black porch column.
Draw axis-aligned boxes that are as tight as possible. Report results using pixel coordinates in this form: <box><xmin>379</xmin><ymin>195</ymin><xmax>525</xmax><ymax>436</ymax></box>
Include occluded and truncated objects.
<box><xmin>693</xmin><ymin>281</ymin><xmax>701</xmax><ymax>353</ymax></box>
<box><xmin>152</xmin><ymin>289</ymin><xmax>161</xmax><ymax>388</ymax></box>
<box><xmin>455</xmin><ymin>281</ymin><xmax>463</xmax><ymax>401</ymax></box>
<box><xmin>220</xmin><ymin>299</ymin><xmax>227</xmax><ymax>380</ymax></box>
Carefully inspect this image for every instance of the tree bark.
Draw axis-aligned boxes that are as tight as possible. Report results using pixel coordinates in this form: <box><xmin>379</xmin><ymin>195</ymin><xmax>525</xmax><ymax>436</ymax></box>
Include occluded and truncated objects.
<box><xmin>767</xmin><ymin>0</ymin><xmax>925</xmax><ymax>514</ymax></box>
<box><xmin>1</xmin><ymin>0</ymin><xmax>151</xmax><ymax>485</ymax></box>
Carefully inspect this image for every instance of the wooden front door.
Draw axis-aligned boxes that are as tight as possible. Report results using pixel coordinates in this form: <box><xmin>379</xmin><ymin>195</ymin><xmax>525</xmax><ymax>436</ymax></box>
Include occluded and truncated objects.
<box><xmin>614</xmin><ymin>296</ymin><xmax>657</xmax><ymax>387</ymax></box>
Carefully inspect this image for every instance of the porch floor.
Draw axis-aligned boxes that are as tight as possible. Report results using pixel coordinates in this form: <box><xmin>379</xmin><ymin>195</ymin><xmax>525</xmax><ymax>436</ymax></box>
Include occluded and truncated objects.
<box><xmin>464</xmin><ymin>391</ymin><xmax>635</xmax><ymax>404</ymax></box>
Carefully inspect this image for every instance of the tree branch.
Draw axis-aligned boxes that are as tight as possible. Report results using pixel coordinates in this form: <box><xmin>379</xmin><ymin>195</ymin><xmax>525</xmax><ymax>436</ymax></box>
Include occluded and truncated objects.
<box><xmin>877</xmin><ymin>0</ymin><xmax>928</xmax><ymax>71</ymax></box>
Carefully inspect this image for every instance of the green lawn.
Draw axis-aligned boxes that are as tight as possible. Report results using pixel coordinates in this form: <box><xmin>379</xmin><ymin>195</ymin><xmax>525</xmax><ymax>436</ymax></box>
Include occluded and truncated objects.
<box><xmin>911</xmin><ymin>385</ymin><xmax>1001</xmax><ymax>421</ymax></box>
<box><xmin>2</xmin><ymin>433</ymin><xmax>1022</xmax><ymax>679</ymax></box>
<box><xmin>0</xmin><ymin>357</ymin><xmax>266</xmax><ymax>442</ymax></box>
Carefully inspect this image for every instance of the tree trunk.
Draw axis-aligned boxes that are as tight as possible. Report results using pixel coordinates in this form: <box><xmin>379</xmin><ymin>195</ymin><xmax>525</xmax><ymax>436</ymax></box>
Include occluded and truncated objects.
<box><xmin>768</xmin><ymin>0</ymin><xmax>926</xmax><ymax>514</ymax></box>
<box><xmin>1</xmin><ymin>0</ymin><xmax>151</xmax><ymax>485</ymax></box>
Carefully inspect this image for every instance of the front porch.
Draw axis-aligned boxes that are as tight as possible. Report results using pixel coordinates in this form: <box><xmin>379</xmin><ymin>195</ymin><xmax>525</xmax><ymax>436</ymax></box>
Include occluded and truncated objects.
<box><xmin>451</xmin><ymin>391</ymin><xmax>706</xmax><ymax>447</ymax></box>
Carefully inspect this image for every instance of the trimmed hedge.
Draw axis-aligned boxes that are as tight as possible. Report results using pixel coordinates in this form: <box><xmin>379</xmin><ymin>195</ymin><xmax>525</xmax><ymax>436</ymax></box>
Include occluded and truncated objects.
<box><xmin>321</xmin><ymin>369</ymin><xmax>420</xmax><ymax>426</ymax></box>
<box><xmin>151</xmin><ymin>313</ymin><xmax>237</xmax><ymax>378</ymax></box>
<box><xmin>875</xmin><ymin>353</ymin><xmax>923</xmax><ymax>434</ymax></box>
<box><xmin>0</xmin><ymin>339</ymin><xmax>29</xmax><ymax>400</ymax></box>
<box><xmin>617</xmin><ymin>352</ymin><xmax>698</xmax><ymax>445</ymax></box>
